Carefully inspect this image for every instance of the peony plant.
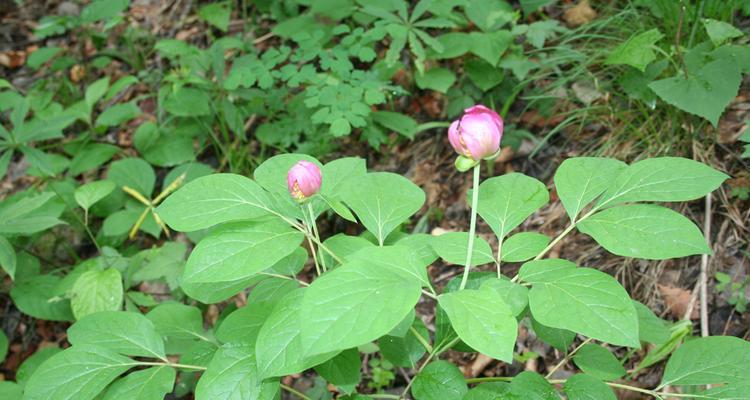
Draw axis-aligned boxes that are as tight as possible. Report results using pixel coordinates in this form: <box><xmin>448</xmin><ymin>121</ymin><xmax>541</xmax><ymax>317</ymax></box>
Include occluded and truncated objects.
<box><xmin>21</xmin><ymin>106</ymin><xmax>747</xmax><ymax>400</ymax></box>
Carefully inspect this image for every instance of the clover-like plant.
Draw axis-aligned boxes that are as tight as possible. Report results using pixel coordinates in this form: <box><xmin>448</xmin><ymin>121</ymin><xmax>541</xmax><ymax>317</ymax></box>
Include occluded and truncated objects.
<box><xmin>21</xmin><ymin>105</ymin><xmax>745</xmax><ymax>400</ymax></box>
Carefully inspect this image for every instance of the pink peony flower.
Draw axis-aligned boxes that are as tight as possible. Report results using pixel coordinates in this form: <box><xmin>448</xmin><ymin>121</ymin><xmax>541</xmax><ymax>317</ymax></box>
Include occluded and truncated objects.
<box><xmin>448</xmin><ymin>105</ymin><xmax>503</xmax><ymax>161</ymax></box>
<box><xmin>287</xmin><ymin>161</ymin><xmax>322</xmax><ymax>202</ymax></box>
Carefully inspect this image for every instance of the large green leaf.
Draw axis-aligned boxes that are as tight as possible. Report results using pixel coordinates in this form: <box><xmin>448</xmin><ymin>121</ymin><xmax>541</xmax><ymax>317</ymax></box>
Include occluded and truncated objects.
<box><xmin>181</xmin><ymin>220</ymin><xmax>304</xmax><ymax>302</ymax></box>
<box><xmin>146</xmin><ymin>303</ymin><xmax>208</xmax><ymax>343</ymax></box>
<box><xmin>477</xmin><ymin>173</ymin><xmax>549</xmax><ymax>239</ymax></box>
<box><xmin>411</xmin><ymin>360</ymin><xmax>467</xmax><ymax>400</ymax></box>
<box><xmin>572</xmin><ymin>344</ymin><xmax>626</xmax><ymax>381</ymax></box>
<box><xmin>633</xmin><ymin>301</ymin><xmax>670</xmax><ymax>345</ymax></box>
<box><xmin>553</xmin><ymin>157</ymin><xmax>627</xmax><ymax>220</ymax></box>
<box><xmin>563</xmin><ymin>374</ymin><xmax>616</xmax><ymax>400</ymax></box>
<box><xmin>217</xmin><ymin>302</ymin><xmax>282</xmax><ymax>345</ymax></box>
<box><xmin>438</xmin><ymin>288</ymin><xmax>517</xmax><ymax>362</ymax></box>
<box><xmin>101</xmin><ymin>366</ymin><xmax>175</xmax><ymax>400</ymax></box>
<box><xmin>520</xmin><ymin>259</ymin><xmax>639</xmax><ymax>347</ymax></box>
<box><xmin>67</xmin><ymin>311</ymin><xmax>166</xmax><ymax>360</ymax></box>
<box><xmin>157</xmin><ymin>174</ymin><xmax>274</xmax><ymax>232</ymax></box>
<box><xmin>74</xmin><ymin>180</ymin><xmax>116</xmax><ymax>211</ymax></box>
<box><xmin>507</xmin><ymin>371</ymin><xmax>559</xmax><ymax>399</ymax></box>
<box><xmin>313</xmin><ymin>348</ymin><xmax>360</xmax><ymax>394</ymax></box>
<box><xmin>24</xmin><ymin>346</ymin><xmax>135</xmax><ymax>400</ymax></box>
<box><xmin>71</xmin><ymin>268</ymin><xmax>123</xmax><ymax>320</ymax></box>
<box><xmin>431</xmin><ymin>232</ymin><xmax>495</xmax><ymax>266</ymax></box>
<box><xmin>480</xmin><ymin>278</ymin><xmax>529</xmax><ymax>317</ymax></box>
<box><xmin>196</xmin><ymin>343</ymin><xmax>279</xmax><ymax>400</ymax></box>
<box><xmin>107</xmin><ymin>158</ymin><xmax>155</xmax><ymax>197</ymax></box>
<box><xmin>660</xmin><ymin>336</ymin><xmax>750</xmax><ymax>387</ymax></box>
<box><xmin>253</xmin><ymin>153</ymin><xmax>321</xmax><ymax>194</ymax></box>
<box><xmin>0</xmin><ymin>235</ymin><xmax>16</xmax><ymax>279</ymax></box>
<box><xmin>10</xmin><ymin>274</ymin><xmax>74</xmax><ymax>321</ymax></box>
<box><xmin>596</xmin><ymin>157</ymin><xmax>728</xmax><ymax>207</ymax></box>
<box><xmin>649</xmin><ymin>58</ymin><xmax>741</xmax><ymax>126</ymax></box>
<box><xmin>500</xmin><ymin>232</ymin><xmax>549</xmax><ymax>263</ymax></box>
<box><xmin>578</xmin><ymin>204</ymin><xmax>710</xmax><ymax>260</ymax></box>
<box><xmin>300</xmin><ymin>246</ymin><xmax>425</xmax><ymax>356</ymax></box>
<box><xmin>340</xmin><ymin>172</ymin><xmax>425</xmax><ymax>245</ymax></box>
<box><xmin>379</xmin><ymin>317</ymin><xmax>429</xmax><ymax>368</ymax></box>
<box><xmin>605</xmin><ymin>29</ymin><xmax>663</xmax><ymax>72</ymax></box>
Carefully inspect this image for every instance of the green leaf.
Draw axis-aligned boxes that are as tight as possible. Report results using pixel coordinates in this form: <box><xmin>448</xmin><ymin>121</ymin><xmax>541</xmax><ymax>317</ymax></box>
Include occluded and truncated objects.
<box><xmin>27</xmin><ymin>47</ymin><xmax>63</xmax><ymax>69</ymax></box>
<box><xmin>431</xmin><ymin>232</ymin><xmax>495</xmax><ymax>266</ymax></box>
<box><xmin>371</xmin><ymin>111</ymin><xmax>419</xmax><ymax>139</ymax></box>
<box><xmin>300</xmin><ymin>246</ymin><xmax>425</xmax><ymax>356</ymax></box>
<box><xmin>80</xmin><ymin>0</ymin><xmax>129</xmax><ymax>23</ymax></box>
<box><xmin>0</xmin><ymin>235</ymin><xmax>16</xmax><ymax>279</ymax></box>
<box><xmin>520</xmin><ymin>0</ymin><xmax>554</xmax><ymax>15</ymax></box>
<box><xmin>71</xmin><ymin>268</ymin><xmax>123</xmax><ymax>320</ymax></box>
<box><xmin>85</xmin><ymin>77</ymin><xmax>109</xmax><ymax>109</ymax></box>
<box><xmin>313</xmin><ymin>348</ymin><xmax>360</xmax><ymax>394</ymax></box>
<box><xmin>578</xmin><ymin>204</ymin><xmax>710</xmax><ymax>260</ymax></box>
<box><xmin>198</xmin><ymin>1</ymin><xmax>232</xmax><ymax>32</ymax></box>
<box><xmin>411</xmin><ymin>360</ymin><xmax>467</xmax><ymax>400</ymax></box>
<box><xmin>508</xmin><ymin>371</ymin><xmax>559</xmax><ymax>399</ymax></box>
<box><xmin>0</xmin><ymin>330</ymin><xmax>7</xmax><ymax>363</ymax></box>
<box><xmin>146</xmin><ymin>303</ymin><xmax>207</xmax><ymax>343</ymax></box>
<box><xmin>469</xmin><ymin>30</ymin><xmax>512</xmax><ymax>66</ymax></box>
<box><xmin>465</xmin><ymin>58</ymin><xmax>504</xmax><ymax>91</ymax></box>
<box><xmin>572</xmin><ymin>344</ymin><xmax>626</xmax><ymax>381</ymax></box>
<box><xmin>157</xmin><ymin>173</ymin><xmax>273</xmax><ymax>232</ymax></box>
<box><xmin>67</xmin><ymin>311</ymin><xmax>166</xmax><ymax>360</ymax></box>
<box><xmin>415</xmin><ymin>67</ymin><xmax>456</xmax><ymax>94</ymax></box>
<box><xmin>500</xmin><ymin>232</ymin><xmax>549</xmax><ymax>262</ymax></box>
<box><xmin>697</xmin><ymin>382</ymin><xmax>750</xmax><ymax>399</ymax></box>
<box><xmin>463</xmin><ymin>382</ymin><xmax>510</xmax><ymax>399</ymax></box>
<box><xmin>596</xmin><ymin>157</ymin><xmax>729</xmax><ymax>207</ymax></box>
<box><xmin>216</xmin><ymin>301</ymin><xmax>275</xmax><ymax>344</ymax></box>
<box><xmin>396</xmin><ymin>233</ymin><xmax>439</xmax><ymax>266</ymax></box>
<box><xmin>196</xmin><ymin>343</ymin><xmax>279</xmax><ymax>400</ymax></box>
<box><xmin>67</xmin><ymin>143</ymin><xmax>120</xmax><ymax>176</ymax></box>
<box><xmin>254</xmin><ymin>153</ymin><xmax>321</xmax><ymax>194</ymax></box>
<box><xmin>703</xmin><ymin>18</ymin><xmax>743</xmax><ymax>45</ymax></box>
<box><xmin>605</xmin><ymin>29</ymin><xmax>663</xmax><ymax>72</ymax></box>
<box><xmin>10</xmin><ymin>275</ymin><xmax>74</xmax><ymax>321</ymax></box>
<box><xmin>0</xmin><ymin>382</ymin><xmax>22</xmax><ymax>400</ymax></box>
<box><xmin>661</xmin><ymin>336</ymin><xmax>750</xmax><ymax>387</ymax></box>
<box><xmin>255</xmin><ymin>289</ymin><xmax>337</xmax><ymax>378</ymax></box>
<box><xmin>431</xmin><ymin>32</ymin><xmax>471</xmax><ymax>59</ymax></box>
<box><xmin>477</xmin><ymin>173</ymin><xmax>549</xmax><ymax>239</ymax></box>
<box><xmin>96</xmin><ymin>101</ymin><xmax>141</xmax><ymax>127</ymax></box>
<box><xmin>340</xmin><ymin>172</ymin><xmax>425</xmax><ymax>245</ymax></box>
<box><xmin>439</xmin><ymin>288</ymin><xmax>517</xmax><ymax>362</ymax></box>
<box><xmin>465</xmin><ymin>0</ymin><xmax>514</xmax><ymax>32</ymax></box>
<box><xmin>633</xmin><ymin>301</ymin><xmax>670</xmax><ymax>345</ymax></box>
<box><xmin>75</xmin><ymin>180</ymin><xmax>116</xmax><ymax>211</ymax></box>
<box><xmin>553</xmin><ymin>157</ymin><xmax>627</xmax><ymax>220</ymax></box>
<box><xmin>23</xmin><ymin>346</ymin><xmax>134</xmax><ymax>400</ymax></box>
<box><xmin>181</xmin><ymin>220</ymin><xmax>304</xmax><ymax>303</ymax></box>
<box><xmin>531</xmin><ymin>317</ymin><xmax>575</xmax><ymax>352</ymax></box>
<box><xmin>101</xmin><ymin>366</ymin><xmax>175</xmax><ymax>400</ymax></box>
<box><xmin>330</xmin><ymin>117</ymin><xmax>352</xmax><ymax>136</ymax></box>
<box><xmin>379</xmin><ymin>317</ymin><xmax>429</xmax><ymax>368</ymax></box>
<box><xmin>163</xmin><ymin>88</ymin><xmax>211</xmax><ymax>117</ymax></box>
<box><xmin>480</xmin><ymin>278</ymin><xmax>529</xmax><ymax>317</ymax></box>
<box><xmin>16</xmin><ymin>347</ymin><xmax>62</xmax><ymax>386</ymax></box>
<box><xmin>563</xmin><ymin>374</ymin><xmax>616</xmax><ymax>400</ymax></box>
<box><xmin>108</xmin><ymin>157</ymin><xmax>155</xmax><ymax>197</ymax></box>
<box><xmin>520</xmin><ymin>259</ymin><xmax>639</xmax><ymax>347</ymax></box>
<box><xmin>649</xmin><ymin>58</ymin><xmax>741</xmax><ymax>126</ymax></box>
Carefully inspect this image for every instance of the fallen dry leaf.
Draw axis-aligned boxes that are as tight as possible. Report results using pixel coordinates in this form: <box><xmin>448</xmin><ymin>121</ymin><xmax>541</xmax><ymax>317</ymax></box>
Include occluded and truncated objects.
<box><xmin>70</xmin><ymin>64</ymin><xmax>85</xmax><ymax>82</ymax></box>
<box><xmin>658</xmin><ymin>284</ymin><xmax>699</xmax><ymax>320</ymax></box>
<box><xmin>0</xmin><ymin>51</ymin><xmax>26</xmax><ymax>69</ymax></box>
<box><xmin>564</xmin><ymin>0</ymin><xmax>597</xmax><ymax>27</ymax></box>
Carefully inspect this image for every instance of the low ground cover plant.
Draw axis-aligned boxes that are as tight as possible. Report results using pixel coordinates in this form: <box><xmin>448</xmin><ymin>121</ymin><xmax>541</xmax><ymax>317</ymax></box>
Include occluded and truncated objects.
<box><xmin>7</xmin><ymin>104</ymin><xmax>742</xmax><ymax>400</ymax></box>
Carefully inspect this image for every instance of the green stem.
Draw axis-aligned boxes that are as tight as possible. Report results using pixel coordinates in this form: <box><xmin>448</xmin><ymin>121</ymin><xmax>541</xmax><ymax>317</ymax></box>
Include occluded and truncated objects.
<box><xmin>545</xmin><ymin>338</ymin><xmax>592</xmax><ymax>379</ymax></box>
<box><xmin>280</xmin><ymin>384</ymin><xmax>312</xmax><ymax>400</ymax></box>
<box><xmin>136</xmin><ymin>361</ymin><xmax>206</xmax><ymax>371</ymax></box>
<box><xmin>409</xmin><ymin>326</ymin><xmax>433</xmax><ymax>353</ymax></box>
<box><xmin>459</xmin><ymin>164</ymin><xmax>481</xmax><ymax>291</ymax></box>
<box><xmin>399</xmin><ymin>337</ymin><xmax>461</xmax><ymax>400</ymax></box>
<box><xmin>307</xmin><ymin>202</ymin><xmax>327</xmax><ymax>272</ymax></box>
<box><xmin>495</xmin><ymin>238</ymin><xmax>503</xmax><ymax>278</ymax></box>
<box><xmin>302</xmin><ymin>209</ymin><xmax>322</xmax><ymax>277</ymax></box>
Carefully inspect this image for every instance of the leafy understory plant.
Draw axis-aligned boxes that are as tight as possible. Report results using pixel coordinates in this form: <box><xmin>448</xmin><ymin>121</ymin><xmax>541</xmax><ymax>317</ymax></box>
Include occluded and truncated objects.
<box><xmin>20</xmin><ymin>104</ymin><xmax>742</xmax><ymax>400</ymax></box>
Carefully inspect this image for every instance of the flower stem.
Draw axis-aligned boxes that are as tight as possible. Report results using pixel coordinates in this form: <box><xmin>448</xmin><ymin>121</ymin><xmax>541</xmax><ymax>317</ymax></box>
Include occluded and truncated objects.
<box><xmin>459</xmin><ymin>164</ymin><xmax>481</xmax><ymax>291</ymax></box>
<box><xmin>301</xmin><ymin>206</ymin><xmax>321</xmax><ymax>276</ymax></box>
<box><xmin>307</xmin><ymin>203</ymin><xmax>327</xmax><ymax>272</ymax></box>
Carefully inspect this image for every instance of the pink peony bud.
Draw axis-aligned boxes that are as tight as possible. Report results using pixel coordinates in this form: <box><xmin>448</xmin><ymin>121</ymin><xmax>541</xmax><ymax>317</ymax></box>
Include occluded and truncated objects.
<box><xmin>287</xmin><ymin>161</ymin><xmax>322</xmax><ymax>202</ymax></box>
<box><xmin>448</xmin><ymin>105</ymin><xmax>503</xmax><ymax>161</ymax></box>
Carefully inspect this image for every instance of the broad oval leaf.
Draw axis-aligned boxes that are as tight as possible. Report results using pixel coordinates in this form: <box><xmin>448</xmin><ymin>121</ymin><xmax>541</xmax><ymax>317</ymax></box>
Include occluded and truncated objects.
<box><xmin>156</xmin><ymin>174</ymin><xmax>273</xmax><ymax>232</ymax></box>
<box><xmin>196</xmin><ymin>343</ymin><xmax>279</xmax><ymax>400</ymax></box>
<box><xmin>101</xmin><ymin>366</ymin><xmax>175</xmax><ymax>400</ymax></box>
<box><xmin>181</xmin><ymin>220</ymin><xmax>304</xmax><ymax>303</ymax></box>
<box><xmin>501</xmin><ymin>232</ymin><xmax>550</xmax><ymax>262</ymax></box>
<box><xmin>71</xmin><ymin>268</ymin><xmax>123</xmax><ymax>320</ymax></box>
<box><xmin>10</xmin><ymin>274</ymin><xmax>74</xmax><ymax>321</ymax></box>
<box><xmin>563</xmin><ymin>374</ymin><xmax>616</xmax><ymax>400</ymax></box>
<box><xmin>439</xmin><ymin>288</ymin><xmax>518</xmax><ymax>362</ymax></box>
<box><xmin>578</xmin><ymin>204</ymin><xmax>710</xmax><ymax>260</ymax></box>
<box><xmin>24</xmin><ymin>346</ymin><xmax>134</xmax><ymax>400</ymax></box>
<box><xmin>300</xmin><ymin>246</ymin><xmax>424</xmax><ymax>356</ymax></box>
<box><xmin>633</xmin><ymin>301</ymin><xmax>670</xmax><ymax>345</ymax></box>
<box><xmin>520</xmin><ymin>259</ymin><xmax>639</xmax><ymax>347</ymax></box>
<box><xmin>553</xmin><ymin>157</ymin><xmax>627</xmax><ymax>220</ymax></box>
<box><xmin>480</xmin><ymin>278</ymin><xmax>529</xmax><ymax>317</ymax></box>
<box><xmin>412</xmin><ymin>360</ymin><xmax>467</xmax><ymax>400</ymax></box>
<box><xmin>477</xmin><ymin>173</ymin><xmax>548</xmax><ymax>239</ymax></box>
<box><xmin>340</xmin><ymin>172</ymin><xmax>425</xmax><ymax>245</ymax></box>
<box><xmin>68</xmin><ymin>311</ymin><xmax>166</xmax><ymax>360</ymax></box>
<box><xmin>596</xmin><ymin>157</ymin><xmax>728</xmax><ymax>207</ymax></box>
<box><xmin>313</xmin><ymin>348</ymin><xmax>361</xmax><ymax>394</ymax></box>
<box><xmin>660</xmin><ymin>336</ymin><xmax>750</xmax><ymax>387</ymax></box>
<box><xmin>74</xmin><ymin>180</ymin><xmax>116</xmax><ymax>211</ymax></box>
<box><xmin>572</xmin><ymin>344</ymin><xmax>626</xmax><ymax>381</ymax></box>
<box><xmin>146</xmin><ymin>303</ymin><xmax>207</xmax><ymax>343</ymax></box>
<box><xmin>431</xmin><ymin>232</ymin><xmax>495</xmax><ymax>266</ymax></box>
